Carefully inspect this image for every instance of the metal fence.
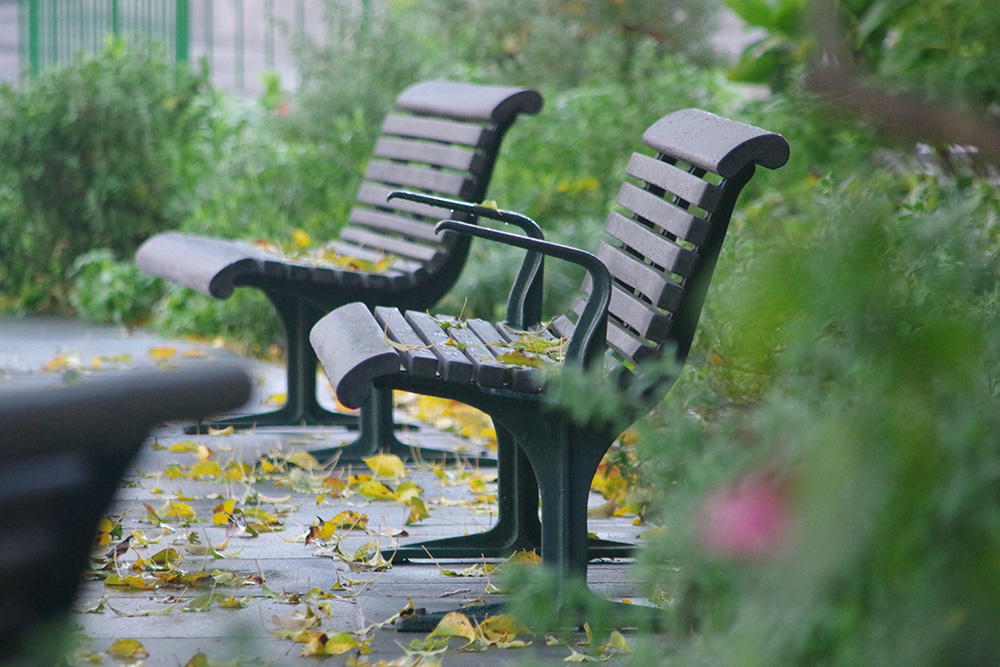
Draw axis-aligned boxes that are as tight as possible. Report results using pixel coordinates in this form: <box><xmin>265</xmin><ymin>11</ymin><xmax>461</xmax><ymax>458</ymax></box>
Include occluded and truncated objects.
<box><xmin>16</xmin><ymin>0</ymin><xmax>319</xmax><ymax>94</ymax></box>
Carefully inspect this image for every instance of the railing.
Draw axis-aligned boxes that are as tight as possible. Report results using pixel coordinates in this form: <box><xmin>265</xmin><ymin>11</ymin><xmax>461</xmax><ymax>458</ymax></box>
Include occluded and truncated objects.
<box><xmin>17</xmin><ymin>0</ymin><xmax>318</xmax><ymax>94</ymax></box>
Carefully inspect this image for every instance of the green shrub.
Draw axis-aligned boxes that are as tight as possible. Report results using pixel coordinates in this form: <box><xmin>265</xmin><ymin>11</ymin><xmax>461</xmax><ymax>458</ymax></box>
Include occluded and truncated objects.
<box><xmin>633</xmin><ymin>168</ymin><xmax>1000</xmax><ymax>665</ymax></box>
<box><xmin>0</xmin><ymin>38</ymin><xmax>213</xmax><ymax>311</ymax></box>
<box><xmin>69</xmin><ymin>249</ymin><xmax>163</xmax><ymax>326</ymax></box>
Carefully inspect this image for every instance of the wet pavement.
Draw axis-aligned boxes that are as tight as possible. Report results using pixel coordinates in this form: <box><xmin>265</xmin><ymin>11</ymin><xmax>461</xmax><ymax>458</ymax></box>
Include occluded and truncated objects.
<box><xmin>1</xmin><ymin>317</ymin><xmax>654</xmax><ymax>665</ymax></box>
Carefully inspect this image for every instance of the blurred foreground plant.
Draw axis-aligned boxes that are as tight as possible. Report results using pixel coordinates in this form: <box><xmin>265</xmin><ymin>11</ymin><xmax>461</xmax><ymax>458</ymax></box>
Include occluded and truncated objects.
<box><xmin>632</xmin><ymin>167</ymin><xmax>1000</xmax><ymax>665</ymax></box>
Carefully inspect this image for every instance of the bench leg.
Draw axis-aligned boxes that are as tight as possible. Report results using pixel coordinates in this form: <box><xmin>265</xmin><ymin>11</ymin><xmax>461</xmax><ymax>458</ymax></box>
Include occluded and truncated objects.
<box><xmin>186</xmin><ymin>295</ymin><xmax>359</xmax><ymax>433</ymax></box>
<box><xmin>384</xmin><ymin>424</ymin><xmax>633</xmax><ymax>562</ymax></box>
<box><xmin>395</xmin><ymin>421</ymin><xmax>654</xmax><ymax>633</ymax></box>
<box><xmin>384</xmin><ymin>426</ymin><xmax>540</xmax><ymax>561</ymax></box>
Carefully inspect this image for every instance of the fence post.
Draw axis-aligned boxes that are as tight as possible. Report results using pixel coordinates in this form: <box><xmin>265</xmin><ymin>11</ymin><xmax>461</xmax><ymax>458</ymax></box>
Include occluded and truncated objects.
<box><xmin>175</xmin><ymin>0</ymin><xmax>189</xmax><ymax>62</ymax></box>
<box><xmin>24</xmin><ymin>0</ymin><xmax>41</xmax><ymax>76</ymax></box>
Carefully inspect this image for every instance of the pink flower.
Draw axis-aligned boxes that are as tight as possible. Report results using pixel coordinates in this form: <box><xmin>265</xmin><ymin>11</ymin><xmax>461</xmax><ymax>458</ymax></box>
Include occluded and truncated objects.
<box><xmin>696</xmin><ymin>474</ymin><xmax>791</xmax><ymax>561</ymax></box>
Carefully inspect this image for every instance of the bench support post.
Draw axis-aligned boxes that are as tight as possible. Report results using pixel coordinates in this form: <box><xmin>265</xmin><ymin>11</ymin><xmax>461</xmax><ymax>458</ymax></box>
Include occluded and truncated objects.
<box><xmin>186</xmin><ymin>294</ymin><xmax>357</xmax><ymax>433</ymax></box>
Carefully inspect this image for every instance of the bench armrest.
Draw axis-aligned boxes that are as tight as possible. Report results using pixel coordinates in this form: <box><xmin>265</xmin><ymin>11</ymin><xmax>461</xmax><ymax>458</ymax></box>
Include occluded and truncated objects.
<box><xmin>387</xmin><ymin>190</ymin><xmax>543</xmax><ymax>238</ymax></box>
<box><xmin>435</xmin><ymin>220</ymin><xmax>611</xmax><ymax>369</ymax></box>
<box><xmin>388</xmin><ymin>190</ymin><xmax>545</xmax><ymax>329</ymax></box>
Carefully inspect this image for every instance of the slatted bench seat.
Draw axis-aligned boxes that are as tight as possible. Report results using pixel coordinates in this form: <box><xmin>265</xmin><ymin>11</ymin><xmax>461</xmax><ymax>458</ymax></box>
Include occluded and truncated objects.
<box><xmin>136</xmin><ymin>80</ymin><xmax>541</xmax><ymax>464</ymax></box>
<box><xmin>311</xmin><ymin>108</ymin><xmax>789</xmax><ymax>629</ymax></box>
<box><xmin>0</xmin><ymin>362</ymin><xmax>251</xmax><ymax>662</ymax></box>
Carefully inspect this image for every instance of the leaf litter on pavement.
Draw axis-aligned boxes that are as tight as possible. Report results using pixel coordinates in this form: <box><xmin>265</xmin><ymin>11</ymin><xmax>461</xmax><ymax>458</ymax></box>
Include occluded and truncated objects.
<box><xmin>63</xmin><ymin>393</ymin><xmax>648</xmax><ymax>665</ymax></box>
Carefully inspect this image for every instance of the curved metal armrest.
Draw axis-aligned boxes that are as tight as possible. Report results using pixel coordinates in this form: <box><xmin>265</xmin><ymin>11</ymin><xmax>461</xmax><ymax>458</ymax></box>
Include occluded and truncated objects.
<box><xmin>436</xmin><ymin>220</ymin><xmax>611</xmax><ymax>369</ymax></box>
<box><xmin>390</xmin><ymin>190</ymin><xmax>544</xmax><ymax>329</ymax></box>
<box><xmin>388</xmin><ymin>190</ymin><xmax>543</xmax><ymax>239</ymax></box>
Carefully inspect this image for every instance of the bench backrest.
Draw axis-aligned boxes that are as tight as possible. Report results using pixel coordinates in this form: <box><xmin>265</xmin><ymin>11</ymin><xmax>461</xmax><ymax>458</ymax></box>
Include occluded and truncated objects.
<box><xmin>552</xmin><ymin>109</ymin><xmax>789</xmax><ymax>403</ymax></box>
<box><xmin>339</xmin><ymin>81</ymin><xmax>542</xmax><ymax>303</ymax></box>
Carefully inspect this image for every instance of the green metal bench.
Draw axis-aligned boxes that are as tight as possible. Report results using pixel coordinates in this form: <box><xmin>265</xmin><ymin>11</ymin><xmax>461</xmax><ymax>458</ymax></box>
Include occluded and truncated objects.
<box><xmin>136</xmin><ymin>80</ymin><xmax>541</xmax><ymax>463</ymax></box>
<box><xmin>310</xmin><ymin>108</ymin><xmax>789</xmax><ymax>629</ymax></box>
<box><xmin>0</xmin><ymin>362</ymin><xmax>251</xmax><ymax>661</ymax></box>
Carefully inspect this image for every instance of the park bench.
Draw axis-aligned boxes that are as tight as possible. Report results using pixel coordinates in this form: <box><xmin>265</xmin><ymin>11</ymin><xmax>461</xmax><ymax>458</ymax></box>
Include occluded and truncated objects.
<box><xmin>310</xmin><ymin>108</ymin><xmax>789</xmax><ymax>628</ymax></box>
<box><xmin>135</xmin><ymin>80</ymin><xmax>542</xmax><ymax>463</ymax></box>
<box><xmin>0</xmin><ymin>362</ymin><xmax>251</xmax><ymax>661</ymax></box>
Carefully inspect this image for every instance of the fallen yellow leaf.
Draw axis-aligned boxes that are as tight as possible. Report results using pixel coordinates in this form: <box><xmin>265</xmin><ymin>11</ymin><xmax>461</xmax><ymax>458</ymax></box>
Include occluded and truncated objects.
<box><xmin>107</xmin><ymin>638</ymin><xmax>150</xmax><ymax>659</ymax></box>
<box><xmin>356</xmin><ymin>480</ymin><xmax>396</xmax><ymax>501</ymax></box>
<box><xmin>428</xmin><ymin>612</ymin><xmax>476</xmax><ymax>646</ymax></box>
<box><xmin>363</xmin><ymin>453</ymin><xmax>406</xmax><ymax>478</ymax></box>
<box><xmin>190</xmin><ymin>460</ymin><xmax>224</xmax><ymax>479</ymax></box>
<box><xmin>150</xmin><ymin>346</ymin><xmax>176</xmax><ymax>360</ymax></box>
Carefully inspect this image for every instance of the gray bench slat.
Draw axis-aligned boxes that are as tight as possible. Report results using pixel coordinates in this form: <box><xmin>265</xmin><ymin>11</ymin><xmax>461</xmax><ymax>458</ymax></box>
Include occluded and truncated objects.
<box><xmin>617</xmin><ymin>181</ymin><xmax>710</xmax><ymax>246</ymax></box>
<box><xmin>595</xmin><ymin>241</ymin><xmax>684</xmax><ymax>312</ymax></box>
<box><xmin>381</xmin><ymin>114</ymin><xmax>487</xmax><ymax>147</ymax></box>
<box><xmin>355</xmin><ymin>183</ymin><xmax>456</xmax><ymax>219</ymax></box>
<box><xmin>373</xmin><ymin>307</ymin><xmax>438</xmax><ymax>378</ymax></box>
<box><xmin>605</xmin><ymin>283</ymin><xmax>673</xmax><ymax>342</ymax></box>
<box><xmin>643</xmin><ymin>108</ymin><xmax>789</xmax><ymax>179</ymax></box>
<box><xmin>626</xmin><ymin>152</ymin><xmax>723</xmax><ymax>212</ymax></box>
<box><xmin>338</xmin><ymin>227</ymin><xmax>442</xmax><ymax>263</ymax></box>
<box><xmin>548</xmin><ymin>314</ymin><xmax>576</xmax><ymax>340</ymax></box>
<box><xmin>404</xmin><ymin>311</ymin><xmax>475</xmax><ymax>384</ymax></box>
<box><xmin>395</xmin><ymin>81</ymin><xmax>543</xmax><ymax>124</ymax></box>
<box><xmin>605</xmin><ymin>319</ymin><xmax>660</xmax><ymax>364</ymax></box>
<box><xmin>347</xmin><ymin>208</ymin><xmax>441</xmax><ymax>244</ymax></box>
<box><xmin>493</xmin><ymin>323</ymin><xmax>550</xmax><ymax>393</ymax></box>
<box><xmin>442</xmin><ymin>320</ymin><xmax>508</xmax><ymax>388</ymax></box>
<box><xmin>604</xmin><ymin>211</ymin><xmax>698</xmax><ymax>278</ymax></box>
<box><xmin>374</xmin><ymin>137</ymin><xmax>482</xmax><ymax>172</ymax></box>
<box><xmin>309</xmin><ymin>303</ymin><xmax>402</xmax><ymax>409</ymax></box>
<box><xmin>133</xmin><ymin>232</ymin><xmax>261</xmax><ymax>298</ymax></box>
<box><xmin>465</xmin><ymin>319</ymin><xmax>540</xmax><ymax>393</ymax></box>
<box><xmin>365</xmin><ymin>160</ymin><xmax>470</xmax><ymax>197</ymax></box>
<box><xmin>576</xmin><ymin>279</ymin><xmax>673</xmax><ymax>343</ymax></box>
<box><xmin>324</xmin><ymin>240</ymin><xmax>425</xmax><ymax>273</ymax></box>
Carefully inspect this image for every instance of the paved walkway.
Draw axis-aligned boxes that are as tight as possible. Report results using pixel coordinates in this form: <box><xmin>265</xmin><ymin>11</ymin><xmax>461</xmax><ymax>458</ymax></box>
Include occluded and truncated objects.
<box><xmin>1</xmin><ymin>317</ymin><xmax>654</xmax><ymax>665</ymax></box>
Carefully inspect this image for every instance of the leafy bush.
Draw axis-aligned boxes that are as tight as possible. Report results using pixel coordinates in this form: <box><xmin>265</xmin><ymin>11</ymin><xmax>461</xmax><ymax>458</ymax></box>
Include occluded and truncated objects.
<box><xmin>727</xmin><ymin>0</ymin><xmax>1000</xmax><ymax>108</ymax></box>
<box><xmin>630</xmin><ymin>167</ymin><xmax>1000</xmax><ymax>665</ymax></box>
<box><xmin>0</xmin><ymin>39</ymin><xmax>213</xmax><ymax>311</ymax></box>
<box><xmin>69</xmin><ymin>249</ymin><xmax>163</xmax><ymax>326</ymax></box>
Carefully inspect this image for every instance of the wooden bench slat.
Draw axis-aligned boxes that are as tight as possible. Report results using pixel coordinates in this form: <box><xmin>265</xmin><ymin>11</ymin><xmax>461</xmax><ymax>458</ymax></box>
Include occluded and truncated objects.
<box><xmin>374</xmin><ymin>137</ymin><xmax>482</xmax><ymax>172</ymax></box>
<box><xmin>323</xmin><ymin>241</ymin><xmax>425</xmax><ymax>274</ymax></box>
<box><xmin>404</xmin><ymin>311</ymin><xmax>475</xmax><ymax>384</ymax></box>
<box><xmin>443</xmin><ymin>320</ymin><xmax>508</xmax><ymax>388</ymax></box>
<box><xmin>616</xmin><ymin>182</ymin><xmax>710</xmax><ymax>245</ymax></box>
<box><xmin>365</xmin><ymin>160</ymin><xmax>471</xmax><ymax>197</ymax></box>
<box><xmin>339</xmin><ymin>228</ymin><xmax>442</xmax><ymax>263</ymax></box>
<box><xmin>381</xmin><ymin>114</ymin><xmax>487</xmax><ymax>147</ymax></box>
<box><xmin>595</xmin><ymin>241</ymin><xmax>684</xmax><ymax>312</ymax></box>
<box><xmin>605</xmin><ymin>319</ymin><xmax>660</xmax><ymax>364</ymax></box>
<box><xmin>355</xmin><ymin>183</ymin><xmax>456</xmax><ymax>219</ymax></box>
<box><xmin>625</xmin><ymin>152</ymin><xmax>723</xmax><ymax>212</ymax></box>
<box><xmin>464</xmin><ymin>319</ymin><xmax>540</xmax><ymax>393</ymax></box>
<box><xmin>606</xmin><ymin>284</ymin><xmax>673</xmax><ymax>343</ymax></box>
<box><xmin>373</xmin><ymin>307</ymin><xmax>438</xmax><ymax>377</ymax></box>
<box><xmin>604</xmin><ymin>211</ymin><xmax>698</xmax><ymax>278</ymax></box>
<box><xmin>348</xmin><ymin>208</ymin><xmax>441</xmax><ymax>244</ymax></box>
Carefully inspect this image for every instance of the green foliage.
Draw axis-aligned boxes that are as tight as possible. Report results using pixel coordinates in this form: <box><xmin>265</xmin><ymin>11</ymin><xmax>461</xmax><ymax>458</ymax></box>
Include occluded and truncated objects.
<box><xmin>69</xmin><ymin>250</ymin><xmax>163</xmax><ymax>326</ymax></box>
<box><xmin>633</xmin><ymin>169</ymin><xmax>1000</xmax><ymax>665</ymax></box>
<box><xmin>0</xmin><ymin>38</ymin><xmax>213</xmax><ymax>310</ymax></box>
<box><xmin>408</xmin><ymin>0</ymin><xmax>724</xmax><ymax>88</ymax></box>
<box><xmin>727</xmin><ymin>0</ymin><xmax>1000</xmax><ymax>108</ymax></box>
